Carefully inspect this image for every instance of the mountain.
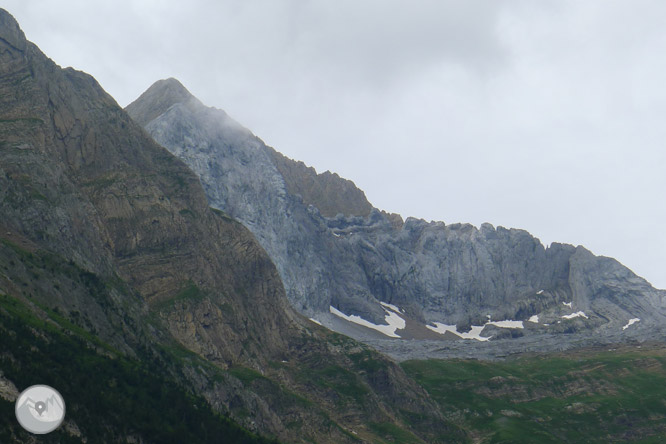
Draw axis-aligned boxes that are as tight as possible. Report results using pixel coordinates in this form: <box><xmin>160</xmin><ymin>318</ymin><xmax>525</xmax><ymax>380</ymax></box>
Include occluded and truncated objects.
<box><xmin>127</xmin><ymin>78</ymin><xmax>666</xmax><ymax>359</ymax></box>
<box><xmin>0</xmin><ymin>9</ymin><xmax>461</xmax><ymax>443</ymax></box>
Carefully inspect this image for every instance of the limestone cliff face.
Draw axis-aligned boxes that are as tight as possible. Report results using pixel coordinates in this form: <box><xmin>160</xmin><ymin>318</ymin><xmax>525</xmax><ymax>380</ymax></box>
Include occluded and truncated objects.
<box><xmin>1</xmin><ymin>10</ymin><xmax>455</xmax><ymax>442</ymax></box>
<box><xmin>128</xmin><ymin>78</ymin><xmax>666</xmax><ymax>352</ymax></box>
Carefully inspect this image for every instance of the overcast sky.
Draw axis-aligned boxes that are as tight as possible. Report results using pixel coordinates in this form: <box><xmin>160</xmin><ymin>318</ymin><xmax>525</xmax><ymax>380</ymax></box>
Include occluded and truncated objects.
<box><xmin>4</xmin><ymin>1</ymin><xmax>665</xmax><ymax>289</ymax></box>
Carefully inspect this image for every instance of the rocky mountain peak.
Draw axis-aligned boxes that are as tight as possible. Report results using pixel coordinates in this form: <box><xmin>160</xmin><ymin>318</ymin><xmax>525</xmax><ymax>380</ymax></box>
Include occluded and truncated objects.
<box><xmin>0</xmin><ymin>9</ymin><xmax>27</xmax><ymax>53</ymax></box>
<box><xmin>125</xmin><ymin>77</ymin><xmax>199</xmax><ymax>127</ymax></box>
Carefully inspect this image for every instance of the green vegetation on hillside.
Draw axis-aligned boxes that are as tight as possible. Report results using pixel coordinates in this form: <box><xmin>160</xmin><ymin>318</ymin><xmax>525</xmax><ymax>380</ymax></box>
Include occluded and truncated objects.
<box><xmin>402</xmin><ymin>347</ymin><xmax>666</xmax><ymax>443</ymax></box>
<box><xmin>0</xmin><ymin>293</ymin><xmax>278</xmax><ymax>444</ymax></box>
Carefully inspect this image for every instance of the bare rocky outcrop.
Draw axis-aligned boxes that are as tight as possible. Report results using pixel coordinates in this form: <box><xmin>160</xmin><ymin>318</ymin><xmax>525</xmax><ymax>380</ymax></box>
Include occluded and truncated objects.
<box><xmin>266</xmin><ymin>147</ymin><xmax>373</xmax><ymax>218</ymax></box>
<box><xmin>0</xmin><ymin>373</ymin><xmax>18</xmax><ymax>402</ymax></box>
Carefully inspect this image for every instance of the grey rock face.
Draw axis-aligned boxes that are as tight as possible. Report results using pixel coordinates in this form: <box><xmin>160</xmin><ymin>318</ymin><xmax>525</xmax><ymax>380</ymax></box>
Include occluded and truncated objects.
<box><xmin>128</xmin><ymin>79</ymin><xmax>666</xmax><ymax>354</ymax></box>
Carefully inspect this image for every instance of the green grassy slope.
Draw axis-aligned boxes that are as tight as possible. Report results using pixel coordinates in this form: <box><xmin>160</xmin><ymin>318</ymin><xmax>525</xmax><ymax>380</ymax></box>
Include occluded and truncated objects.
<box><xmin>402</xmin><ymin>346</ymin><xmax>666</xmax><ymax>443</ymax></box>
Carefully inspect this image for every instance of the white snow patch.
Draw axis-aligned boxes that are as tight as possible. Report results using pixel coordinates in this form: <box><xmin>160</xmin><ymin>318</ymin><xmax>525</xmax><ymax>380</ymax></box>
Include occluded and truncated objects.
<box><xmin>537</xmin><ymin>290</ymin><xmax>544</xmax><ymax>295</ymax></box>
<box><xmin>486</xmin><ymin>320</ymin><xmax>524</xmax><ymax>329</ymax></box>
<box><xmin>622</xmin><ymin>318</ymin><xmax>640</xmax><ymax>330</ymax></box>
<box><xmin>563</xmin><ymin>302</ymin><xmax>573</xmax><ymax>308</ymax></box>
<box><xmin>528</xmin><ymin>315</ymin><xmax>539</xmax><ymax>323</ymax></box>
<box><xmin>462</xmin><ymin>325</ymin><xmax>490</xmax><ymax>341</ymax></box>
<box><xmin>380</xmin><ymin>302</ymin><xmax>403</xmax><ymax>313</ymax></box>
<box><xmin>309</xmin><ymin>318</ymin><xmax>322</xmax><ymax>326</ymax></box>
<box><xmin>426</xmin><ymin>323</ymin><xmax>458</xmax><ymax>335</ymax></box>
<box><xmin>329</xmin><ymin>306</ymin><xmax>405</xmax><ymax>338</ymax></box>
<box><xmin>426</xmin><ymin>323</ymin><xmax>491</xmax><ymax>341</ymax></box>
<box><xmin>562</xmin><ymin>311</ymin><xmax>588</xmax><ymax>320</ymax></box>
<box><xmin>427</xmin><ymin>316</ymin><xmax>527</xmax><ymax>341</ymax></box>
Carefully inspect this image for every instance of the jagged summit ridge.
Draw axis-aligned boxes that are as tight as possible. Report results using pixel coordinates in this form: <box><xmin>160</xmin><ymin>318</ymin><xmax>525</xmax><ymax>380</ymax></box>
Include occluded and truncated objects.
<box><xmin>267</xmin><ymin>146</ymin><xmax>374</xmax><ymax>218</ymax></box>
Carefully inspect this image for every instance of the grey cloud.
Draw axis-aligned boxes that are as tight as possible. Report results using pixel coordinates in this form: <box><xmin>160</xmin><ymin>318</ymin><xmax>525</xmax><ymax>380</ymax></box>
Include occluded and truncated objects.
<box><xmin>2</xmin><ymin>0</ymin><xmax>665</xmax><ymax>289</ymax></box>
